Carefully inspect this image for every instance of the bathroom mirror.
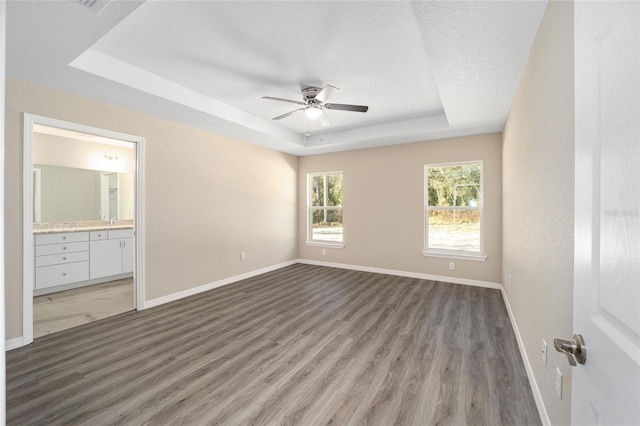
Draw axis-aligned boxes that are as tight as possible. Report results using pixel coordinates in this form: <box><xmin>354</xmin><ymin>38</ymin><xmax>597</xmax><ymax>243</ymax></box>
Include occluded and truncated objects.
<box><xmin>33</xmin><ymin>164</ymin><xmax>133</xmax><ymax>223</ymax></box>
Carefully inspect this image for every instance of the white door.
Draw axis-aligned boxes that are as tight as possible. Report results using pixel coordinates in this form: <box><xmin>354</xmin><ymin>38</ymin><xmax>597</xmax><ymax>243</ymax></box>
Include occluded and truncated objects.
<box><xmin>572</xmin><ymin>1</ymin><xmax>640</xmax><ymax>425</ymax></box>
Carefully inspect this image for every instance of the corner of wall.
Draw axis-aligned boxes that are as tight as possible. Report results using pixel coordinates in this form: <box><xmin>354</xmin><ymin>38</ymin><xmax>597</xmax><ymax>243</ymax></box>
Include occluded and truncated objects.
<box><xmin>501</xmin><ymin>1</ymin><xmax>574</xmax><ymax>425</ymax></box>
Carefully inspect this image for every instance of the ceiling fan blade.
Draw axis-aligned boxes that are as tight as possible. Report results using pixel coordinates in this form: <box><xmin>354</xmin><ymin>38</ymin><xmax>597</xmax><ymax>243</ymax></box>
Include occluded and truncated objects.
<box><xmin>315</xmin><ymin>85</ymin><xmax>340</xmax><ymax>103</ymax></box>
<box><xmin>319</xmin><ymin>110</ymin><xmax>331</xmax><ymax>127</ymax></box>
<box><xmin>272</xmin><ymin>108</ymin><xmax>306</xmax><ymax>120</ymax></box>
<box><xmin>262</xmin><ymin>96</ymin><xmax>306</xmax><ymax>106</ymax></box>
<box><xmin>324</xmin><ymin>103</ymin><xmax>369</xmax><ymax>113</ymax></box>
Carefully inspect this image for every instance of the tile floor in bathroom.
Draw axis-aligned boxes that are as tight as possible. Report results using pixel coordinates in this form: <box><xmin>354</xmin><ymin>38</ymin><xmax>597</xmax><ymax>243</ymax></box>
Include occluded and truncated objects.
<box><xmin>33</xmin><ymin>278</ymin><xmax>134</xmax><ymax>338</ymax></box>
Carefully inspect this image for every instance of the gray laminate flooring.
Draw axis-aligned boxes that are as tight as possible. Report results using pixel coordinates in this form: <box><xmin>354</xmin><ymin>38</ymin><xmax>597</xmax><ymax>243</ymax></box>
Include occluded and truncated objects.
<box><xmin>7</xmin><ymin>264</ymin><xmax>541</xmax><ymax>426</ymax></box>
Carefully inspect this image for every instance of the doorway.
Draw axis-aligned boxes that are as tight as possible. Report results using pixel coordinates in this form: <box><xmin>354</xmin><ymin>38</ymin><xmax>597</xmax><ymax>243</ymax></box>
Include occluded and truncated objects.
<box><xmin>22</xmin><ymin>114</ymin><xmax>145</xmax><ymax>345</ymax></box>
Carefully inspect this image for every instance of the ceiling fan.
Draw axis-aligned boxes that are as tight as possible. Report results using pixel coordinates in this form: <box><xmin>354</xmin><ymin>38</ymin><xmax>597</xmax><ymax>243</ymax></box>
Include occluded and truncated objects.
<box><xmin>262</xmin><ymin>85</ymin><xmax>368</xmax><ymax>127</ymax></box>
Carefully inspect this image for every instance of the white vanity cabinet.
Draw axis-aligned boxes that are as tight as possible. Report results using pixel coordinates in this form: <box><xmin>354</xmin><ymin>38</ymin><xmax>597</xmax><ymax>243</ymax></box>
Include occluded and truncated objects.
<box><xmin>34</xmin><ymin>232</ymin><xmax>90</xmax><ymax>290</ymax></box>
<box><xmin>90</xmin><ymin>229</ymin><xmax>134</xmax><ymax>279</ymax></box>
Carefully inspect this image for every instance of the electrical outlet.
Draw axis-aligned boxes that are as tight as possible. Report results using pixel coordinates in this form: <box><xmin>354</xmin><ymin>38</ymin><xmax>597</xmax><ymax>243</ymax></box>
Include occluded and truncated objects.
<box><xmin>321</xmin><ymin>249</ymin><xmax>326</xmax><ymax>256</ymax></box>
<box><xmin>448</xmin><ymin>262</ymin><xmax>455</xmax><ymax>270</ymax></box>
<box><xmin>509</xmin><ymin>275</ymin><xmax>513</xmax><ymax>287</ymax></box>
<box><xmin>240</xmin><ymin>252</ymin><xmax>245</xmax><ymax>260</ymax></box>
<box><xmin>541</xmin><ymin>340</ymin><xmax>547</xmax><ymax>366</ymax></box>
<box><xmin>556</xmin><ymin>367</ymin><xmax>562</xmax><ymax>399</ymax></box>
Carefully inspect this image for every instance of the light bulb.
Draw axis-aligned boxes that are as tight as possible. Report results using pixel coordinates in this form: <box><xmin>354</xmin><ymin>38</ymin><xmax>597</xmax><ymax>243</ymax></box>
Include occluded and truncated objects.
<box><xmin>305</xmin><ymin>107</ymin><xmax>323</xmax><ymax>120</ymax></box>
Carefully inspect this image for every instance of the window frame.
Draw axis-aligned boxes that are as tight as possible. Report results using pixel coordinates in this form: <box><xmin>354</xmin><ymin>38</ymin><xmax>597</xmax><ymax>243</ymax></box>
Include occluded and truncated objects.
<box><xmin>423</xmin><ymin>161</ymin><xmax>486</xmax><ymax>261</ymax></box>
<box><xmin>306</xmin><ymin>171</ymin><xmax>344</xmax><ymax>248</ymax></box>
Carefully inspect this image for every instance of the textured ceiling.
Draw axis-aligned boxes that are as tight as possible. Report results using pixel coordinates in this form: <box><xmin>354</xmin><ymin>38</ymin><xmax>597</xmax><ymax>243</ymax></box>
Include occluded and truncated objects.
<box><xmin>7</xmin><ymin>1</ymin><xmax>547</xmax><ymax>156</ymax></box>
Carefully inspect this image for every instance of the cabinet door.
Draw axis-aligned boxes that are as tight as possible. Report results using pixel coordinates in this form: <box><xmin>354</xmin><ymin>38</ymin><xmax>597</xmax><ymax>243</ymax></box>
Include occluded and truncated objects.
<box><xmin>90</xmin><ymin>239</ymin><xmax>123</xmax><ymax>279</ymax></box>
<box><xmin>122</xmin><ymin>238</ymin><xmax>134</xmax><ymax>274</ymax></box>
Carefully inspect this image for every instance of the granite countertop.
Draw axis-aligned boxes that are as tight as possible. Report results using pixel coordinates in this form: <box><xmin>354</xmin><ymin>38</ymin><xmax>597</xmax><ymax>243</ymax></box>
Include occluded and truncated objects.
<box><xmin>33</xmin><ymin>220</ymin><xmax>134</xmax><ymax>235</ymax></box>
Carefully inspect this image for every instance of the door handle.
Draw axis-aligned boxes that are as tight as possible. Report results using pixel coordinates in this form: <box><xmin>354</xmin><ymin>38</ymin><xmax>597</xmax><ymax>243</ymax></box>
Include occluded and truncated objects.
<box><xmin>554</xmin><ymin>333</ymin><xmax>586</xmax><ymax>366</ymax></box>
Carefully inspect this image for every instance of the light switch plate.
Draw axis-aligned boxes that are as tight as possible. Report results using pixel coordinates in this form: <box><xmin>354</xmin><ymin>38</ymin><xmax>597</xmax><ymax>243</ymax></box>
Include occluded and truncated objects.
<box><xmin>542</xmin><ymin>340</ymin><xmax>547</xmax><ymax>366</ymax></box>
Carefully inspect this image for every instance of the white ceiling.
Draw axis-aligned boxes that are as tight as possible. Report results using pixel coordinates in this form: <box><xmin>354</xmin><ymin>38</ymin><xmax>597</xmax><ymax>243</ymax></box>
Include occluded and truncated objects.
<box><xmin>7</xmin><ymin>0</ymin><xmax>547</xmax><ymax>156</ymax></box>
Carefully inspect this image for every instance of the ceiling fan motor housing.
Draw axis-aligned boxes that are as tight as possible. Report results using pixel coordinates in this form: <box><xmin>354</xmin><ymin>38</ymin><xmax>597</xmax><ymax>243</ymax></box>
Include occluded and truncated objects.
<box><xmin>302</xmin><ymin>87</ymin><xmax>322</xmax><ymax>103</ymax></box>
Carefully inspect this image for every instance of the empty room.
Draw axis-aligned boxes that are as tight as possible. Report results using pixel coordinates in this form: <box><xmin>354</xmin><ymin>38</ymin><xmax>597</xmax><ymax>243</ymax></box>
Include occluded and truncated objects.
<box><xmin>2</xmin><ymin>1</ymin><xmax>639</xmax><ymax>425</ymax></box>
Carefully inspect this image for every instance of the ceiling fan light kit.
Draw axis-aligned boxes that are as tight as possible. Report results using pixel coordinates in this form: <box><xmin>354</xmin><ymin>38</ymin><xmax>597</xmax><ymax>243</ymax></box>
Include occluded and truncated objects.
<box><xmin>262</xmin><ymin>84</ymin><xmax>369</xmax><ymax>128</ymax></box>
<box><xmin>304</xmin><ymin>107</ymin><xmax>323</xmax><ymax>120</ymax></box>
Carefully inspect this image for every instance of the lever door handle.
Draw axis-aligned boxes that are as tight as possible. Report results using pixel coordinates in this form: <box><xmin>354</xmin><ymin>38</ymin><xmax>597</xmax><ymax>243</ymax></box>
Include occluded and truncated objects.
<box><xmin>554</xmin><ymin>333</ymin><xmax>586</xmax><ymax>366</ymax></box>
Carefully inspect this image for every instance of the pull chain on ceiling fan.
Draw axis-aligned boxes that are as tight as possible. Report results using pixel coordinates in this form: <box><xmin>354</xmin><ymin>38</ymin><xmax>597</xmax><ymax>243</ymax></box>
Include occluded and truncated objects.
<box><xmin>262</xmin><ymin>85</ymin><xmax>369</xmax><ymax>127</ymax></box>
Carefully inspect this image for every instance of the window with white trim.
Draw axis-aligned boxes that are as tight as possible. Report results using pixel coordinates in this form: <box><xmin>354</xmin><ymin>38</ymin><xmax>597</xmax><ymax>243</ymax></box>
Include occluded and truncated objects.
<box><xmin>424</xmin><ymin>162</ymin><xmax>484</xmax><ymax>259</ymax></box>
<box><xmin>308</xmin><ymin>172</ymin><xmax>343</xmax><ymax>246</ymax></box>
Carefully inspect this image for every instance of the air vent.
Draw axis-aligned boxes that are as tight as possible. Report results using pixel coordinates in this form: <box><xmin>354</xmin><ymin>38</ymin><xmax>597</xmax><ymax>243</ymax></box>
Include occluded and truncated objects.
<box><xmin>76</xmin><ymin>0</ymin><xmax>110</xmax><ymax>14</ymax></box>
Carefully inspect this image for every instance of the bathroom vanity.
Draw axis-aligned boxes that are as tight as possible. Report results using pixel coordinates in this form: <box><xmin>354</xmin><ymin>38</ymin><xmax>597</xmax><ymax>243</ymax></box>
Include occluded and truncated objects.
<box><xmin>33</xmin><ymin>222</ymin><xmax>134</xmax><ymax>295</ymax></box>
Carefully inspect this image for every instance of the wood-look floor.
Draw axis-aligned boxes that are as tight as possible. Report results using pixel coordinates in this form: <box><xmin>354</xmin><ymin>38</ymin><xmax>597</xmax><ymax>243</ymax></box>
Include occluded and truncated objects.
<box><xmin>34</xmin><ymin>278</ymin><xmax>134</xmax><ymax>338</ymax></box>
<box><xmin>7</xmin><ymin>264</ymin><xmax>541</xmax><ymax>426</ymax></box>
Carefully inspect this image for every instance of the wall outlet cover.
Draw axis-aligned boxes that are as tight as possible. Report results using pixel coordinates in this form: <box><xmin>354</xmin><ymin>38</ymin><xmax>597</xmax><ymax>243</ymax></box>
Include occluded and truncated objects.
<box><xmin>555</xmin><ymin>367</ymin><xmax>562</xmax><ymax>399</ymax></box>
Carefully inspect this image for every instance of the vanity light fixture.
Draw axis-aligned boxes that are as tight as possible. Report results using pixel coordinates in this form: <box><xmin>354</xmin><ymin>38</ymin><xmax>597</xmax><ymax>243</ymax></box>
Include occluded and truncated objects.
<box><xmin>104</xmin><ymin>152</ymin><xmax>119</xmax><ymax>160</ymax></box>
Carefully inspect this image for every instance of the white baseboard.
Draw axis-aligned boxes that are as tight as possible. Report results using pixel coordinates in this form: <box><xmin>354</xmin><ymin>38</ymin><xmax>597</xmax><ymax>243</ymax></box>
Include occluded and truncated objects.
<box><xmin>5</xmin><ymin>336</ymin><xmax>24</xmax><ymax>351</ymax></box>
<box><xmin>500</xmin><ymin>288</ymin><xmax>550</xmax><ymax>426</ymax></box>
<box><xmin>6</xmin><ymin>259</ymin><xmax>501</xmax><ymax>351</ymax></box>
<box><xmin>296</xmin><ymin>258</ymin><xmax>502</xmax><ymax>290</ymax></box>
<box><xmin>143</xmin><ymin>260</ymin><xmax>297</xmax><ymax>309</ymax></box>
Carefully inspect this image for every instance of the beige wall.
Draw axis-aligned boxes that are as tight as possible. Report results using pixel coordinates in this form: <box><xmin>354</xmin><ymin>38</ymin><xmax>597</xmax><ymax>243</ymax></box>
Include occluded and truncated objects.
<box><xmin>34</xmin><ymin>132</ymin><xmax>135</xmax><ymax>174</ymax></box>
<box><xmin>502</xmin><ymin>1</ymin><xmax>574</xmax><ymax>425</ymax></box>
<box><xmin>5</xmin><ymin>78</ymin><xmax>298</xmax><ymax>340</ymax></box>
<box><xmin>298</xmin><ymin>133</ymin><xmax>502</xmax><ymax>284</ymax></box>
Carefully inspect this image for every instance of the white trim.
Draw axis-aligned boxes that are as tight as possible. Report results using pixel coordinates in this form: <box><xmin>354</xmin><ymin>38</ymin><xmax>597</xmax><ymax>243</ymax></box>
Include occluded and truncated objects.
<box><xmin>135</xmin><ymin>135</ymin><xmax>146</xmax><ymax>311</ymax></box>
<box><xmin>22</xmin><ymin>114</ymin><xmax>146</xmax><ymax>347</ymax></box>
<box><xmin>296</xmin><ymin>258</ymin><xmax>502</xmax><ymax>289</ymax></box>
<box><xmin>1</xmin><ymin>3</ymin><xmax>6</xmax><ymax>422</ymax></box>
<box><xmin>22</xmin><ymin>115</ymin><xmax>34</xmax><ymax>346</ymax></box>
<box><xmin>500</xmin><ymin>288</ymin><xmax>551</xmax><ymax>426</ymax></box>
<box><xmin>144</xmin><ymin>260</ymin><xmax>297</xmax><ymax>309</ymax></box>
<box><xmin>305</xmin><ymin>242</ymin><xmax>345</xmax><ymax>249</ymax></box>
<box><xmin>5</xmin><ymin>337</ymin><xmax>24</xmax><ymax>352</ymax></box>
<box><xmin>33</xmin><ymin>168</ymin><xmax>41</xmax><ymax>222</ymax></box>
<box><xmin>421</xmin><ymin>251</ymin><xmax>487</xmax><ymax>262</ymax></box>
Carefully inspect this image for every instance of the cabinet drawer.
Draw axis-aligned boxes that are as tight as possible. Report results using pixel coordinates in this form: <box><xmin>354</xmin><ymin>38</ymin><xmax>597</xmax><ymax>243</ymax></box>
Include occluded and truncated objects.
<box><xmin>35</xmin><ymin>261</ymin><xmax>89</xmax><ymax>289</ymax></box>
<box><xmin>35</xmin><ymin>241</ymin><xmax>89</xmax><ymax>256</ymax></box>
<box><xmin>108</xmin><ymin>229</ymin><xmax>134</xmax><ymax>239</ymax></box>
<box><xmin>35</xmin><ymin>251</ymin><xmax>89</xmax><ymax>267</ymax></box>
<box><xmin>90</xmin><ymin>231</ymin><xmax>108</xmax><ymax>241</ymax></box>
<box><xmin>35</xmin><ymin>232</ymin><xmax>89</xmax><ymax>245</ymax></box>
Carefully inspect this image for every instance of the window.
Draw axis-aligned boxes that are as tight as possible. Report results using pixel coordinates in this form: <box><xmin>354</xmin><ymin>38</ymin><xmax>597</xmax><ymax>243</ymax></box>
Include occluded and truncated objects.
<box><xmin>424</xmin><ymin>162</ymin><xmax>485</xmax><ymax>260</ymax></box>
<box><xmin>307</xmin><ymin>172</ymin><xmax>343</xmax><ymax>246</ymax></box>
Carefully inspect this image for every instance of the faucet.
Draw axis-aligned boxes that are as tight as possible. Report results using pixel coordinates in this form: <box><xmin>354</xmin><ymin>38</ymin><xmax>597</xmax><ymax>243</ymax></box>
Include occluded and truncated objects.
<box><xmin>110</xmin><ymin>217</ymin><xmax>115</xmax><ymax>225</ymax></box>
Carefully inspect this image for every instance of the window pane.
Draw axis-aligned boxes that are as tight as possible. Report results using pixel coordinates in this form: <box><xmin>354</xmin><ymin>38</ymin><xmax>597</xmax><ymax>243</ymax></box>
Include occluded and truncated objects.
<box><xmin>427</xmin><ymin>164</ymin><xmax>481</xmax><ymax>207</ymax></box>
<box><xmin>312</xmin><ymin>208</ymin><xmax>343</xmax><ymax>242</ymax></box>
<box><xmin>311</xmin><ymin>175</ymin><xmax>325</xmax><ymax>207</ymax></box>
<box><xmin>327</xmin><ymin>174</ymin><xmax>343</xmax><ymax>207</ymax></box>
<box><xmin>428</xmin><ymin>209</ymin><xmax>480</xmax><ymax>252</ymax></box>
